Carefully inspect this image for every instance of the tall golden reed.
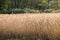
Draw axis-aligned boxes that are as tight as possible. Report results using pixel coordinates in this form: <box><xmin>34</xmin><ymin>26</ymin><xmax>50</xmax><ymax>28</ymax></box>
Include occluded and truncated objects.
<box><xmin>0</xmin><ymin>13</ymin><xmax>60</xmax><ymax>40</ymax></box>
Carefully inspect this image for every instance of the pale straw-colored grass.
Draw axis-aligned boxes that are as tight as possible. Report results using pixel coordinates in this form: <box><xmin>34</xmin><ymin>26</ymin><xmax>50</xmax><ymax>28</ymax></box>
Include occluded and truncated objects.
<box><xmin>0</xmin><ymin>13</ymin><xmax>60</xmax><ymax>40</ymax></box>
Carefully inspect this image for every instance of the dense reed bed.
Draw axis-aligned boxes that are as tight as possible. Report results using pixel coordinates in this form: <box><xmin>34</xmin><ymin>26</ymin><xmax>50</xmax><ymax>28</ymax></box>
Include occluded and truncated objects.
<box><xmin>0</xmin><ymin>13</ymin><xmax>60</xmax><ymax>40</ymax></box>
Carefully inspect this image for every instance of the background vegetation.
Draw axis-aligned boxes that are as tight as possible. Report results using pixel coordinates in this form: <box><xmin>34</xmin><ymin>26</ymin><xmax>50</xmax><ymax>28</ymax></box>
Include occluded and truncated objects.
<box><xmin>0</xmin><ymin>0</ymin><xmax>60</xmax><ymax>14</ymax></box>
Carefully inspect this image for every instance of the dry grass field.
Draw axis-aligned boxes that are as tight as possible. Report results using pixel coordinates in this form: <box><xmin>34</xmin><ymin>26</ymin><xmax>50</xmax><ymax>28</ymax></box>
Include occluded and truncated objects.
<box><xmin>0</xmin><ymin>13</ymin><xmax>60</xmax><ymax>40</ymax></box>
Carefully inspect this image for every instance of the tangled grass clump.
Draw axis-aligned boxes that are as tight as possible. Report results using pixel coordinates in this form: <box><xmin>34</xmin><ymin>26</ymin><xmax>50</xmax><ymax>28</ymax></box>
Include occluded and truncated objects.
<box><xmin>0</xmin><ymin>13</ymin><xmax>60</xmax><ymax>40</ymax></box>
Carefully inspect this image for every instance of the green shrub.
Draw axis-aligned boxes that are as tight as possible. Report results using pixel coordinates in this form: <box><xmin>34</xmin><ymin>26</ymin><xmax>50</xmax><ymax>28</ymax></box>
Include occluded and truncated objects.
<box><xmin>13</xmin><ymin>9</ymin><xmax>26</xmax><ymax>13</ymax></box>
<box><xmin>24</xmin><ymin>8</ymin><xmax>40</xmax><ymax>13</ymax></box>
<box><xmin>44</xmin><ymin>9</ymin><xmax>53</xmax><ymax>13</ymax></box>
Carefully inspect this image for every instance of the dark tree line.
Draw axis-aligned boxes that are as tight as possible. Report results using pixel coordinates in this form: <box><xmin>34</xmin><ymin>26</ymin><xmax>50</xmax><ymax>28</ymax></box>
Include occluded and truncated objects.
<box><xmin>0</xmin><ymin>0</ymin><xmax>60</xmax><ymax>13</ymax></box>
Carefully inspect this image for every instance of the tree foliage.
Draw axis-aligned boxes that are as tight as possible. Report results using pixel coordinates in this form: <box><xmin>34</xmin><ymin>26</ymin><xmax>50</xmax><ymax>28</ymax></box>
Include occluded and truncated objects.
<box><xmin>0</xmin><ymin>0</ymin><xmax>60</xmax><ymax>13</ymax></box>
<box><xmin>0</xmin><ymin>0</ymin><xmax>8</xmax><ymax>10</ymax></box>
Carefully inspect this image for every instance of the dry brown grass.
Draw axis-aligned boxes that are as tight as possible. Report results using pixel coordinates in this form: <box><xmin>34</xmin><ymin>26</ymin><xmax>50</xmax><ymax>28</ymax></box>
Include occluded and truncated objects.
<box><xmin>0</xmin><ymin>13</ymin><xmax>60</xmax><ymax>40</ymax></box>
